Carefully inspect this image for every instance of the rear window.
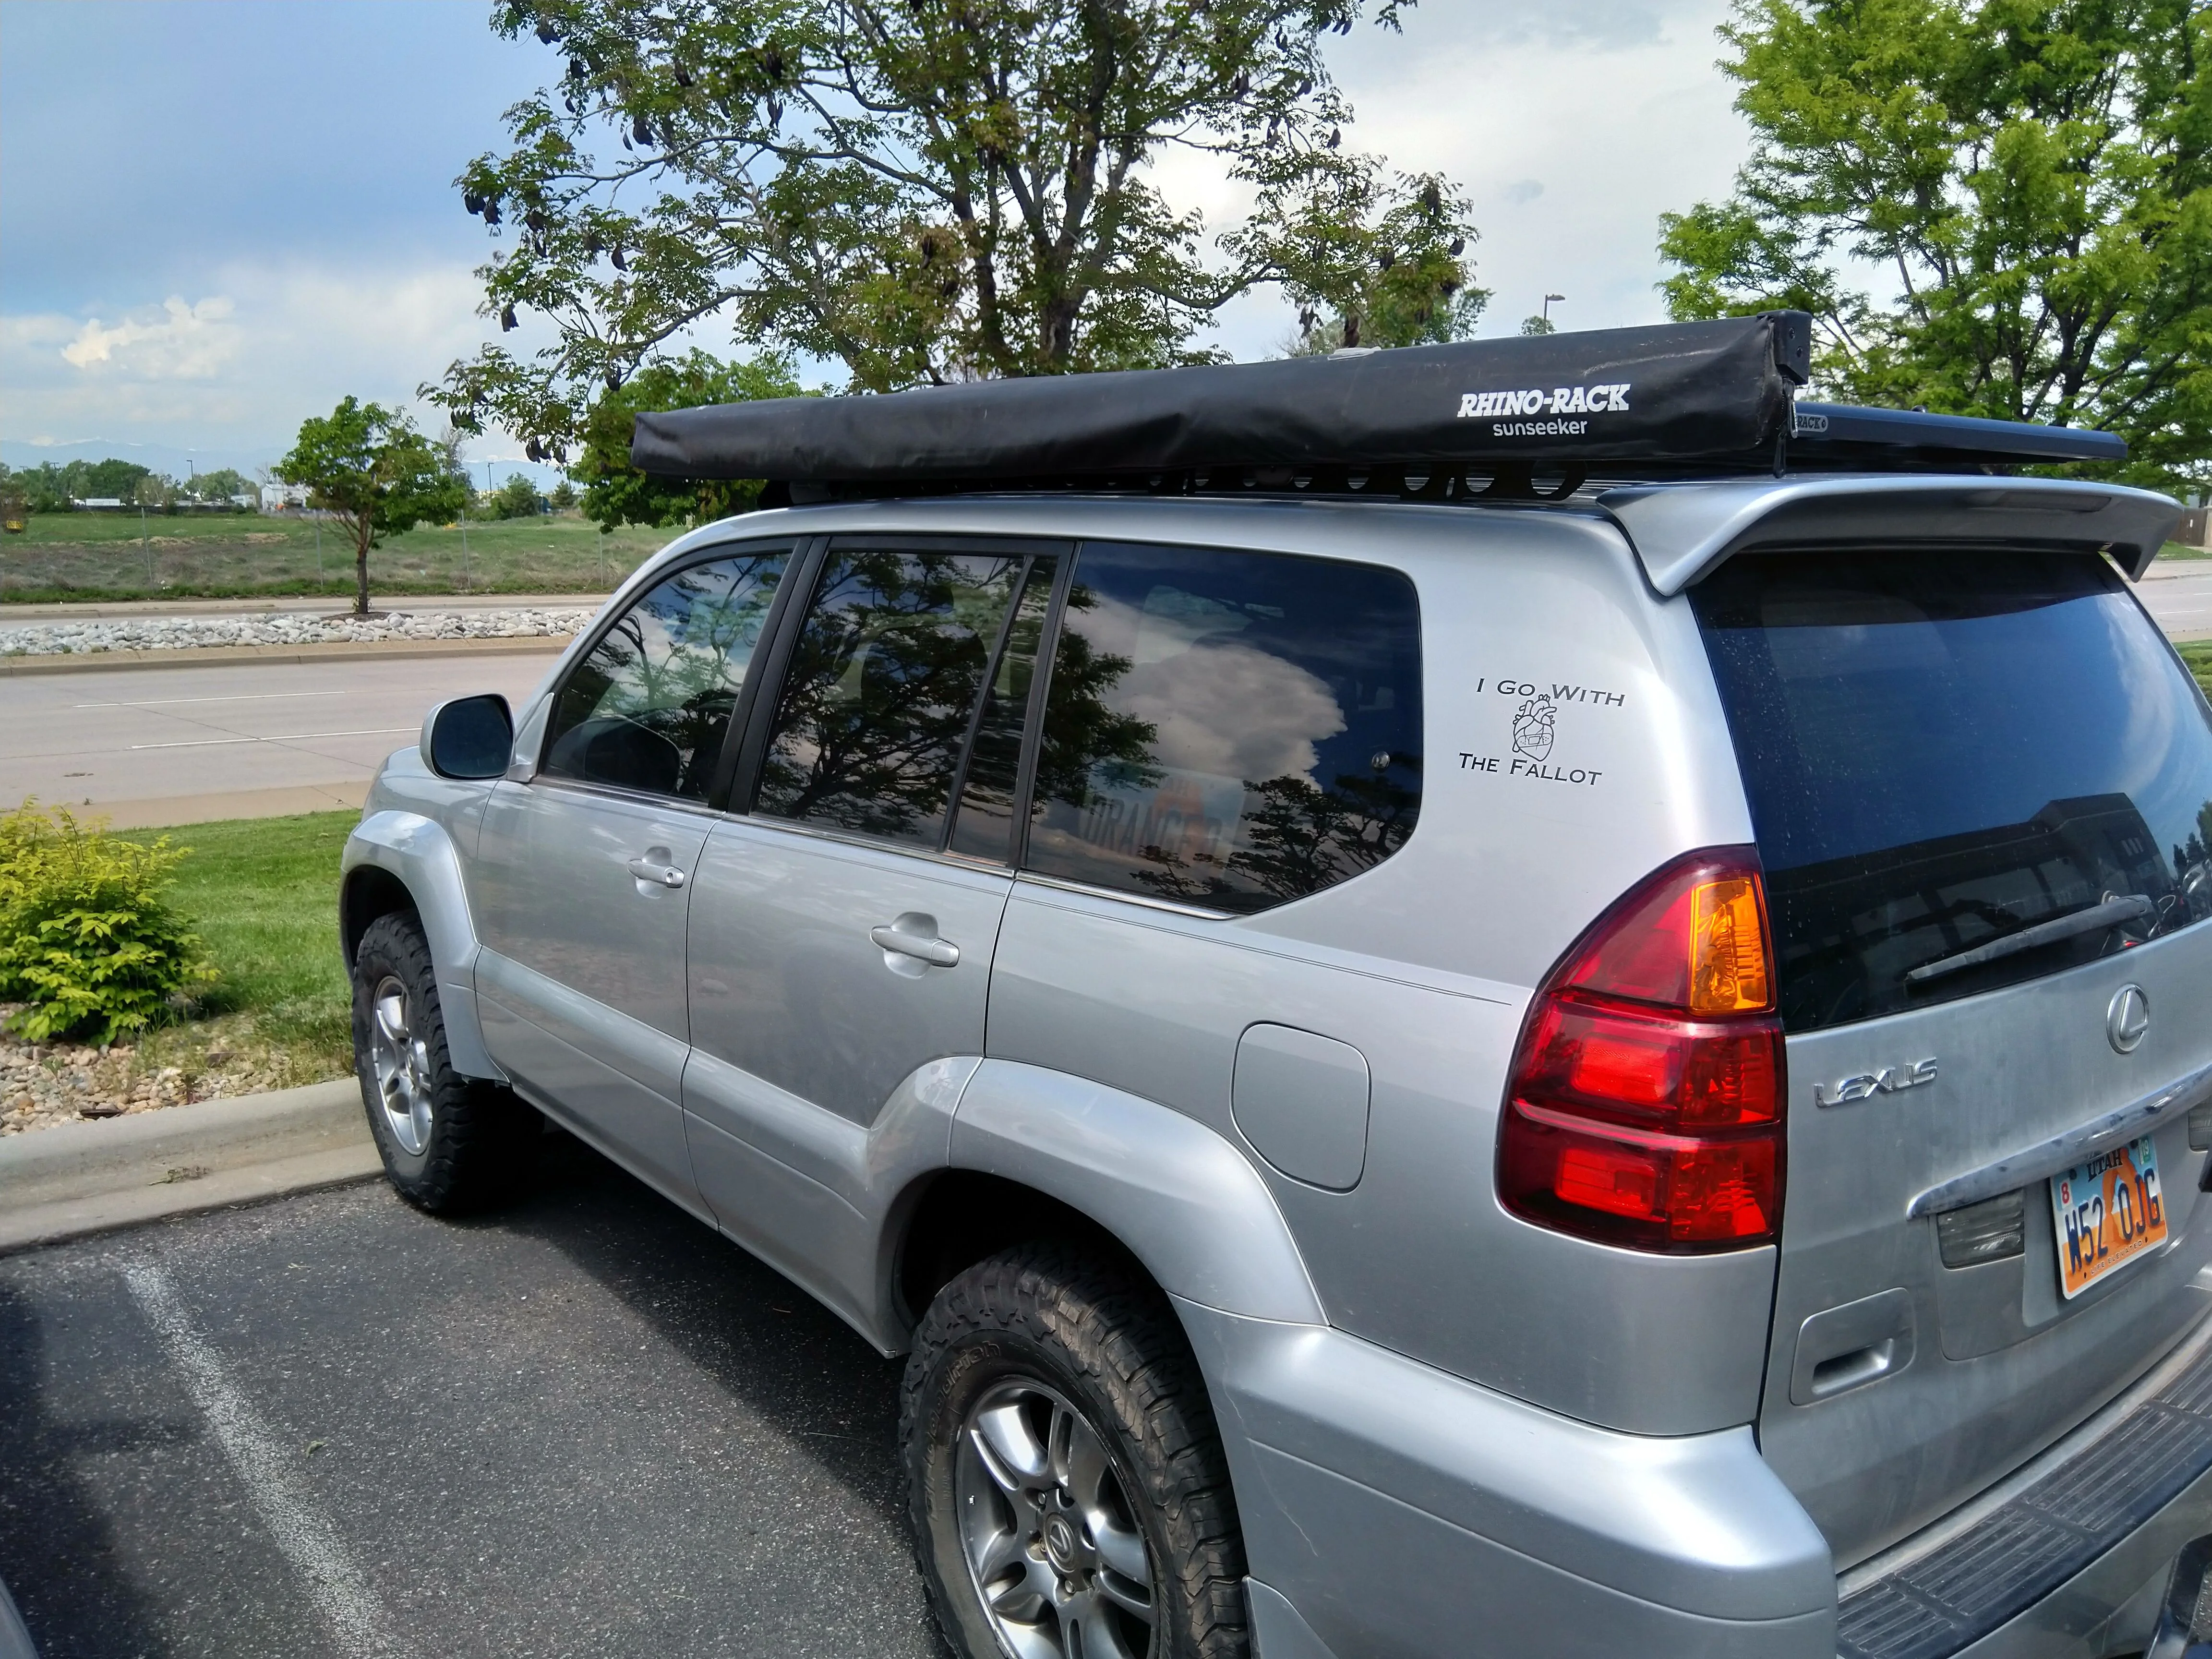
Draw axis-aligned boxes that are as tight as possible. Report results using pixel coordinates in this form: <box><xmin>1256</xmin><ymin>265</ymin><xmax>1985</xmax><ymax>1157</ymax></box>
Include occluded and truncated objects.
<box><xmin>1692</xmin><ymin>550</ymin><xmax>2212</xmax><ymax>1032</ymax></box>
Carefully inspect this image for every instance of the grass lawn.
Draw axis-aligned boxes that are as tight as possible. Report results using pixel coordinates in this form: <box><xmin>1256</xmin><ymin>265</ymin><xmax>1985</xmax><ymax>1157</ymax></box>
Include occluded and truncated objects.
<box><xmin>1</xmin><ymin>510</ymin><xmax>675</xmax><ymax>602</ymax></box>
<box><xmin>2178</xmin><ymin>639</ymin><xmax>2212</xmax><ymax>700</ymax></box>
<box><xmin>116</xmin><ymin>810</ymin><xmax>358</xmax><ymax>1091</ymax></box>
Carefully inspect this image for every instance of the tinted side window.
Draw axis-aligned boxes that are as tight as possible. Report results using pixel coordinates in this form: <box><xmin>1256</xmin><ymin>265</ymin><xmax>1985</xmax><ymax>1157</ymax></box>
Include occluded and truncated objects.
<box><xmin>754</xmin><ymin>546</ymin><xmax>1034</xmax><ymax>848</ymax></box>
<box><xmin>543</xmin><ymin>550</ymin><xmax>790</xmax><ymax>799</ymax></box>
<box><xmin>1026</xmin><ymin>542</ymin><xmax>1422</xmax><ymax>913</ymax></box>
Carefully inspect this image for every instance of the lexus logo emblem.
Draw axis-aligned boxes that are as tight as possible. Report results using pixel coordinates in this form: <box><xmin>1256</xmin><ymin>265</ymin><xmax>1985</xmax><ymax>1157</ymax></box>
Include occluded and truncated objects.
<box><xmin>2106</xmin><ymin>984</ymin><xmax>2151</xmax><ymax>1054</ymax></box>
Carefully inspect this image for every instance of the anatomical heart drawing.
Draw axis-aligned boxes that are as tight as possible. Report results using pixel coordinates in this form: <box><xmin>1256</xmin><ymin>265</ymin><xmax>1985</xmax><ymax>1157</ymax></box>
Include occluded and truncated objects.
<box><xmin>1512</xmin><ymin>694</ymin><xmax>1556</xmax><ymax>762</ymax></box>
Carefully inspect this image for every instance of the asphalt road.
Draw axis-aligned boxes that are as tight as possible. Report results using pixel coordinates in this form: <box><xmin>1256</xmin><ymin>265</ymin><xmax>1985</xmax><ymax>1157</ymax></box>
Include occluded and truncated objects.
<box><xmin>0</xmin><ymin>1132</ymin><xmax>948</xmax><ymax>1659</ymax></box>
<box><xmin>2143</xmin><ymin>560</ymin><xmax>2212</xmax><ymax>640</ymax></box>
<box><xmin>0</xmin><ymin>653</ymin><xmax>558</xmax><ymax>825</ymax></box>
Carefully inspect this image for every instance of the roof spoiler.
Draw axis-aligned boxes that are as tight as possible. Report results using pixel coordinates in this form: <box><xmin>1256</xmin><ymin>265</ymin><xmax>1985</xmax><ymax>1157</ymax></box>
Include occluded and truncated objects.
<box><xmin>1601</xmin><ymin>476</ymin><xmax>2186</xmax><ymax>595</ymax></box>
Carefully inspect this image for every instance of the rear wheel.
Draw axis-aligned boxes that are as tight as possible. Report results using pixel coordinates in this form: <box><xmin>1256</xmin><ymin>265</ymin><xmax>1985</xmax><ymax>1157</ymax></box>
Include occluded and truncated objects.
<box><xmin>901</xmin><ymin>1243</ymin><xmax>1248</xmax><ymax>1659</ymax></box>
<box><xmin>350</xmin><ymin>911</ymin><xmax>537</xmax><ymax>1212</ymax></box>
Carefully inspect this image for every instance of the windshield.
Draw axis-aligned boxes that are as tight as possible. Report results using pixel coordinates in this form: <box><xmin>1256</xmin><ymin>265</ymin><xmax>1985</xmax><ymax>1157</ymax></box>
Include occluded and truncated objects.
<box><xmin>1691</xmin><ymin>549</ymin><xmax>2212</xmax><ymax>1033</ymax></box>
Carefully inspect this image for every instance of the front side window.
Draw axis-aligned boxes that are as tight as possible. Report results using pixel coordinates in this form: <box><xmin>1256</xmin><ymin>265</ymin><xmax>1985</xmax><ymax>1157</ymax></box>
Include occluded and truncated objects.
<box><xmin>1693</xmin><ymin>549</ymin><xmax>2212</xmax><ymax>1031</ymax></box>
<box><xmin>542</xmin><ymin>549</ymin><xmax>790</xmax><ymax>799</ymax></box>
<box><xmin>754</xmin><ymin>546</ymin><xmax>1042</xmax><ymax>847</ymax></box>
<box><xmin>1026</xmin><ymin>542</ymin><xmax>1423</xmax><ymax>913</ymax></box>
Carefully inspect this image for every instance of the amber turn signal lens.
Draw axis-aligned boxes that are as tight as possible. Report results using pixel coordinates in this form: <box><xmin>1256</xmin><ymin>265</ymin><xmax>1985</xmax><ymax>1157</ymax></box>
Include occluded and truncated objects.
<box><xmin>1689</xmin><ymin>876</ymin><xmax>1771</xmax><ymax>1014</ymax></box>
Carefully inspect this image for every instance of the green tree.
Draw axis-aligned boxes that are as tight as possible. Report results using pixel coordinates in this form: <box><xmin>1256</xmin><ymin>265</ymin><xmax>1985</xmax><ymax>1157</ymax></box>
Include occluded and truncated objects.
<box><xmin>429</xmin><ymin>0</ymin><xmax>1479</xmax><ymax>457</ymax></box>
<box><xmin>493</xmin><ymin>472</ymin><xmax>548</xmax><ymax>517</ymax></box>
<box><xmin>276</xmin><ymin>398</ymin><xmax>468</xmax><ymax>615</ymax></box>
<box><xmin>1658</xmin><ymin>0</ymin><xmax>2212</xmax><ymax>491</ymax></box>
<box><xmin>187</xmin><ymin>467</ymin><xmax>254</xmax><ymax>506</ymax></box>
<box><xmin>1228</xmin><ymin>161</ymin><xmax>1486</xmax><ymax>351</ymax></box>
<box><xmin>548</xmin><ymin>477</ymin><xmax>579</xmax><ymax>509</ymax></box>
<box><xmin>566</xmin><ymin>350</ymin><xmax>804</xmax><ymax>532</ymax></box>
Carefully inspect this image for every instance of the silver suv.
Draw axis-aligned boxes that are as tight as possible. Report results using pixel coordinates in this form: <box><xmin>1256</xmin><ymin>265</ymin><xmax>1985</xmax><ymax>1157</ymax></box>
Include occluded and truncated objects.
<box><xmin>341</xmin><ymin>320</ymin><xmax>2212</xmax><ymax>1659</ymax></box>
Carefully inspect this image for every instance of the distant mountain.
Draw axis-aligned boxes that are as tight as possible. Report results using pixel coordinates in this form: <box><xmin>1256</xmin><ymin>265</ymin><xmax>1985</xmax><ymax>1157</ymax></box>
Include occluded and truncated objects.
<box><xmin>1</xmin><ymin>437</ymin><xmax>284</xmax><ymax>479</ymax></box>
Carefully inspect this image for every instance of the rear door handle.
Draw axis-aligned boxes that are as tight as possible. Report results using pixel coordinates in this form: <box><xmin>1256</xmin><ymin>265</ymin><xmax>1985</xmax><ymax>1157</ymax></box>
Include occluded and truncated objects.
<box><xmin>870</xmin><ymin>919</ymin><xmax>960</xmax><ymax>968</ymax></box>
<box><xmin>626</xmin><ymin>857</ymin><xmax>687</xmax><ymax>890</ymax></box>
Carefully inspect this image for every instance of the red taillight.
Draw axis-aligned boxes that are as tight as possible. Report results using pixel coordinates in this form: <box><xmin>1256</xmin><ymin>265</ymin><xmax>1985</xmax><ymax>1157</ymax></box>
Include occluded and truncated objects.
<box><xmin>1499</xmin><ymin>848</ymin><xmax>1784</xmax><ymax>1252</ymax></box>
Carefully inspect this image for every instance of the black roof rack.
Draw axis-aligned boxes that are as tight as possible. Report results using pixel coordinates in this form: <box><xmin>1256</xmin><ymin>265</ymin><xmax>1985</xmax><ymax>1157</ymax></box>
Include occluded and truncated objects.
<box><xmin>631</xmin><ymin>312</ymin><xmax>2127</xmax><ymax>503</ymax></box>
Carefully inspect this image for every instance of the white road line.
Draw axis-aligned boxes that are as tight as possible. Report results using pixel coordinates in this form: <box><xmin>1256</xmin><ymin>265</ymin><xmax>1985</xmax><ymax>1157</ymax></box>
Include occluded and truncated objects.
<box><xmin>120</xmin><ymin>1261</ymin><xmax>409</xmax><ymax>1659</ymax></box>
<box><xmin>74</xmin><ymin>690</ymin><xmax>352</xmax><ymax>709</ymax></box>
<box><xmin>129</xmin><ymin>727</ymin><xmax>415</xmax><ymax>750</ymax></box>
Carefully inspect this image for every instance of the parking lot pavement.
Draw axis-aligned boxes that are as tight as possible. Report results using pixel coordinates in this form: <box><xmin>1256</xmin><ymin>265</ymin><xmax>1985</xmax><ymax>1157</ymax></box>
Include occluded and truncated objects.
<box><xmin>0</xmin><ymin>1132</ymin><xmax>949</xmax><ymax>1659</ymax></box>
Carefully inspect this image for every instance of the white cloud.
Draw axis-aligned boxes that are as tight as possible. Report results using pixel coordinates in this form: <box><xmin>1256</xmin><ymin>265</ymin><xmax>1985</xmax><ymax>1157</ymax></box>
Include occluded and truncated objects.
<box><xmin>2</xmin><ymin>258</ymin><xmax>529</xmax><ymax>457</ymax></box>
<box><xmin>59</xmin><ymin>295</ymin><xmax>240</xmax><ymax>377</ymax></box>
<box><xmin>1170</xmin><ymin>0</ymin><xmax>1751</xmax><ymax>356</ymax></box>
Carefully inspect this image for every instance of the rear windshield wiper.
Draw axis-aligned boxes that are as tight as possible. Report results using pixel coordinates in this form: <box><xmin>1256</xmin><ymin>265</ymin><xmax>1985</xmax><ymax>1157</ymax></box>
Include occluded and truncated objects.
<box><xmin>1904</xmin><ymin>894</ymin><xmax>2156</xmax><ymax>989</ymax></box>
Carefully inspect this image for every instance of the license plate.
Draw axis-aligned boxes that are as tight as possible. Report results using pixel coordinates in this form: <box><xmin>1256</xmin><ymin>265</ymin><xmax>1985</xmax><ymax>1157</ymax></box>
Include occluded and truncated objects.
<box><xmin>2052</xmin><ymin>1136</ymin><xmax>2168</xmax><ymax>1299</ymax></box>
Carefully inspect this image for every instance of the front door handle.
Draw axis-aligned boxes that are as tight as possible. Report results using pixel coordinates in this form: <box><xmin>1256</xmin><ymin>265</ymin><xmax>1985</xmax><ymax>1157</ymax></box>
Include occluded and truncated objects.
<box><xmin>626</xmin><ymin>856</ymin><xmax>687</xmax><ymax>890</ymax></box>
<box><xmin>870</xmin><ymin>916</ymin><xmax>960</xmax><ymax>968</ymax></box>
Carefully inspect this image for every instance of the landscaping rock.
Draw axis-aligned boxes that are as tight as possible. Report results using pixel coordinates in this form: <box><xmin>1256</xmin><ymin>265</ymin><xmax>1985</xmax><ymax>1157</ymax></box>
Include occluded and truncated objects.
<box><xmin>0</xmin><ymin>1013</ymin><xmax>339</xmax><ymax>1135</ymax></box>
<box><xmin>0</xmin><ymin>606</ymin><xmax>594</xmax><ymax>657</ymax></box>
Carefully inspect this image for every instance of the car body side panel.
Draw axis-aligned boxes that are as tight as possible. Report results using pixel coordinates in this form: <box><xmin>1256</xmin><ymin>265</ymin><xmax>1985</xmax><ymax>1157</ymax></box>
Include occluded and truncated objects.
<box><xmin>979</xmin><ymin>517</ymin><xmax>1781</xmax><ymax>1434</ymax></box>
<box><xmin>678</xmin><ymin>1053</ymin><xmax>976</xmax><ymax>1352</ymax></box>
<box><xmin>342</xmin><ymin>760</ymin><xmax>503</xmax><ymax>1082</ymax></box>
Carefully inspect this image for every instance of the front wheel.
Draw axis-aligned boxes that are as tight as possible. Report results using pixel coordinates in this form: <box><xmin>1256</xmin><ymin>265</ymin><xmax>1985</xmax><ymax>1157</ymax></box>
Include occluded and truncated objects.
<box><xmin>351</xmin><ymin>911</ymin><xmax>537</xmax><ymax>1213</ymax></box>
<box><xmin>901</xmin><ymin>1243</ymin><xmax>1249</xmax><ymax>1659</ymax></box>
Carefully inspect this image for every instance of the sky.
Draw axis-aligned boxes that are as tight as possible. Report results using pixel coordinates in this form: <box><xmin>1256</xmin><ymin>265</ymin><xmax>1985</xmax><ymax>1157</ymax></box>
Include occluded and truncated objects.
<box><xmin>0</xmin><ymin>0</ymin><xmax>1751</xmax><ymax>483</ymax></box>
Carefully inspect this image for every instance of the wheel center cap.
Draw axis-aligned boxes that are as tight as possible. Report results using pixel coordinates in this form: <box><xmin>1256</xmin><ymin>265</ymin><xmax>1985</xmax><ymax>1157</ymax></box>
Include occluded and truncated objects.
<box><xmin>1043</xmin><ymin>1514</ymin><xmax>1080</xmax><ymax>1571</ymax></box>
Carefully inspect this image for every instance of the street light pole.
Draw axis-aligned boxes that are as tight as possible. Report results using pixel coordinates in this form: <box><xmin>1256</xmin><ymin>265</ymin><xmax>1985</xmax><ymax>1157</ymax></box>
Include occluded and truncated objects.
<box><xmin>1542</xmin><ymin>292</ymin><xmax>1565</xmax><ymax>324</ymax></box>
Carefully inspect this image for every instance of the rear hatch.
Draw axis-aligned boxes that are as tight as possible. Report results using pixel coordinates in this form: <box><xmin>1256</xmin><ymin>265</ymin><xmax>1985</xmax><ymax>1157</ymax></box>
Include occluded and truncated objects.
<box><xmin>1690</xmin><ymin>544</ymin><xmax>2212</xmax><ymax>1568</ymax></box>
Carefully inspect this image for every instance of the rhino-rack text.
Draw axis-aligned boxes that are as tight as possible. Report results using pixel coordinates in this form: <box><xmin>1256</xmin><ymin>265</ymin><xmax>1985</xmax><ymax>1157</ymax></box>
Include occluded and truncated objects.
<box><xmin>1456</xmin><ymin>385</ymin><xmax>1632</xmax><ymax>420</ymax></box>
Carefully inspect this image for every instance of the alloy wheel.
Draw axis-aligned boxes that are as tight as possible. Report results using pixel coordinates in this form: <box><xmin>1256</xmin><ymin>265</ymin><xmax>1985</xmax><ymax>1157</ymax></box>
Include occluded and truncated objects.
<box><xmin>369</xmin><ymin>974</ymin><xmax>434</xmax><ymax>1155</ymax></box>
<box><xmin>955</xmin><ymin>1376</ymin><xmax>1158</xmax><ymax>1659</ymax></box>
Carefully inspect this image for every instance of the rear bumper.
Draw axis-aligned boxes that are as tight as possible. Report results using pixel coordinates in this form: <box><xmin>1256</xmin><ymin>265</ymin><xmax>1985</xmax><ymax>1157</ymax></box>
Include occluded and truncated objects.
<box><xmin>1180</xmin><ymin>1295</ymin><xmax>2212</xmax><ymax>1659</ymax></box>
<box><xmin>1841</xmin><ymin>1306</ymin><xmax>2212</xmax><ymax>1659</ymax></box>
<box><xmin>1175</xmin><ymin>1299</ymin><xmax>1838</xmax><ymax>1659</ymax></box>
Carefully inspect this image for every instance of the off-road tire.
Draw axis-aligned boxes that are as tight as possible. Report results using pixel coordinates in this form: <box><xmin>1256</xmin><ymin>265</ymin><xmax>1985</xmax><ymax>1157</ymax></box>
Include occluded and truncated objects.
<box><xmin>350</xmin><ymin>911</ymin><xmax>537</xmax><ymax>1213</ymax></box>
<box><xmin>901</xmin><ymin>1242</ymin><xmax>1249</xmax><ymax>1659</ymax></box>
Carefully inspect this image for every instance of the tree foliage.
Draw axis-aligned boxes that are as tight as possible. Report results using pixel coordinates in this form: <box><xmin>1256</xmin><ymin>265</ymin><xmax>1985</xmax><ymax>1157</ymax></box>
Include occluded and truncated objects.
<box><xmin>568</xmin><ymin>350</ymin><xmax>803</xmax><ymax>531</ymax></box>
<box><xmin>3</xmin><ymin>457</ymin><xmax>156</xmax><ymax>512</ymax></box>
<box><xmin>1659</xmin><ymin>0</ymin><xmax>2212</xmax><ymax>489</ymax></box>
<box><xmin>276</xmin><ymin>398</ymin><xmax>469</xmax><ymax>615</ymax></box>
<box><xmin>1227</xmin><ymin>158</ymin><xmax>1486</xmax><ymax>350</ymax></box>
<box><xmin>429</xmin><ymin>0</ymin><xmax>1481</xmax><ymax>463</ymax></box>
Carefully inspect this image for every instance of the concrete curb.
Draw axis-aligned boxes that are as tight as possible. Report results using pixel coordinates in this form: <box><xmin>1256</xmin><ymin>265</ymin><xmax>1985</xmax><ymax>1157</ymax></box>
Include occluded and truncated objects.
<box><xmin>0</xmin><ymin>1080</ymin><xmax>381</xmax><ymax>1253</ymax></box>
<box><xmin>0</xmin><ymin>634</ymin><xmax>571</xmax><ymax>677</ymax></box>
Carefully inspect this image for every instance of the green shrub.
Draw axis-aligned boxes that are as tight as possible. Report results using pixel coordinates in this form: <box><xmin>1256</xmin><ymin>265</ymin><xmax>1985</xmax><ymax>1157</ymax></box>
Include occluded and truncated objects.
<box><xmin>0</xmin><ymin>802</ymin><xmax>217</xmax><ymax>1044</ymax></box>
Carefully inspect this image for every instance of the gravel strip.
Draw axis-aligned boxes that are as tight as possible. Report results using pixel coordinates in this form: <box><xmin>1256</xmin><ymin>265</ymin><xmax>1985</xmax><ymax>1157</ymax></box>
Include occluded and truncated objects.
<box><xmin>0</xmin><ymin>1017</ymin><xmax>311</xmax><ymax>1136</ymax></box>
<box><xmin>0</xmin><ymin>607</ymin><xmax>595</xmax><ymax>657</ymax></box>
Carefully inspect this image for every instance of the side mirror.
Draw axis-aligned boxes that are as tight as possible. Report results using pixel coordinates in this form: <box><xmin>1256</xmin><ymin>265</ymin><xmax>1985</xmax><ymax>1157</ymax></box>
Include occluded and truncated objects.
<box><xmin>422</xmin><ymin>694</ymin><xmax>514</xmax><ymax>780</ymax></box>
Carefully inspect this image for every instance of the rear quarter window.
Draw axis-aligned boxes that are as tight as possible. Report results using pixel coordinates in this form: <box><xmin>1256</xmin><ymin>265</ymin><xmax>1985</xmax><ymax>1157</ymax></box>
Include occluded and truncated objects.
<box><xmin>1025</xmin><ymin>541</ymin><xmax>1423</xmax><ymax>914</ymax></box>
<box><xmin>1692</xmin><ymin>549</ymin><xmax>2212</xmax><ymax>1032</ymax></box>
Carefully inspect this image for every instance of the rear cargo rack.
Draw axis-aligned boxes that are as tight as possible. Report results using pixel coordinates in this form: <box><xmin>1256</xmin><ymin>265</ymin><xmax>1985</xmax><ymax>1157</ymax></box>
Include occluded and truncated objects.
<box><xmin>632</xmin><ymin>311</ymin><xmax>2130</xmax><ymax>504</ymax></box>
